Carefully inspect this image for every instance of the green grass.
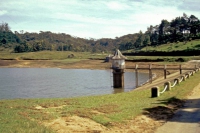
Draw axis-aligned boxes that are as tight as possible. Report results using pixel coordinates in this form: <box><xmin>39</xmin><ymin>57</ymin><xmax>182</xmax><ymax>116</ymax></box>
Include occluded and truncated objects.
<box><xmin>0</xmin><ymin>51</ymin><xmax>107</xmax><ymax>60</ymax></box>
<box><xmin>141</xmin><ymin>39</ymin><xmax>200</xmax><ymax>52</ymax></box>
<box><xmin>126</xmin><ymin>55</ymin><xmax>188</xmax><ymax>60</ymax></box>
<box><xmin>1</xmin><ymin>71</ymin><xmax>200</xmax><ymax>132</ymax></box>
<box><xmin>124</xmin><ymin>40</ymin><xmax>200</xmax><ymax>62</ymax></box>
<box><xmin>0</xmin><ymin>50</ymin><xmax>196</xmax><ymax>63</ymax></box>
<box><xmin>127</xmin><ymin>56</ymin><xmax>194</xmax><ymax>63</ymax></box>
<box><xmin>123</xmin><ymin>39</ymin><xmax>200</xmax><ymax>62</ymax></box>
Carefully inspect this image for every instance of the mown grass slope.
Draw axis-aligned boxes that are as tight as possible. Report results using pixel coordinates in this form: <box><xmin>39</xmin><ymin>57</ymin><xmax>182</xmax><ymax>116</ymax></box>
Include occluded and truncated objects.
<box><xmin>141</xmin><ymin>39</ymin><xmax>200</xmax><ymax>52</ymax></box>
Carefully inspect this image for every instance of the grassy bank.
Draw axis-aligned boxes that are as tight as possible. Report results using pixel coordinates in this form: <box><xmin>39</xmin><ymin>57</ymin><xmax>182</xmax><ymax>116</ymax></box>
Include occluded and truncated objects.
<box><xmin>0</xmin><ymin>51</ymin><xmax>107</xmax><ymax>60</ymax></box>
<box><xmin>1</xmin><ymin>50</ymin><xmax>199</xmax><ymax>63</ymax></box>
<box><xmin>141</xmin><ymin>39</ymin><xmax>200</xmax><ymax>52</ymax></box>
<box><xmin>0</xmin><ymin>70</ymin><xmax>200</xmax><ymax>132</ymax></box>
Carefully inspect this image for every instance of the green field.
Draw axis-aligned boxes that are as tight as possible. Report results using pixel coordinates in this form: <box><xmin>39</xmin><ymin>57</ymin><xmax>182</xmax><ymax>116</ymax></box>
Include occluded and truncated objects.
<box><xmin>141</xmin><ymin>39</ymin><xmax>200</xmax><ymax>52</ymax></box>
<box><xmin>0</xmin><ymin>39</ymin><xmax>200</xmax><ymax>62</ymax></box>
<box><xmin>0</xmin><ymin>70</ymin><xmax>200</xmax><ymax>132</ymax></box>
<box><xmin>0</xmin><ymin>51</ymin><xmax>107</xmax><ymax>60</ymax></box>
<box><xmin>0</xmin><ymin>49</ymin><xmax>200</xmax><ymax>63</ymax></box>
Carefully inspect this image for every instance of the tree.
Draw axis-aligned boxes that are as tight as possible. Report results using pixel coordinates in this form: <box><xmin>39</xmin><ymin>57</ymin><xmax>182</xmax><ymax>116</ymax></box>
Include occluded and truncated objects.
<box><xmin>188</xmin><ymin>15</ymin><xmax>199</xmax><ymax>37</ymax></box>
<box><xmin>14</xmin><ymin>42</ymin><xmax>28</xmax><ymax>52</ymax></box>
<box><xmin>1</xmin><ymin>38</ymin><xmax>6</xmax><ymax>44</ymax></box>
<box><xmin>158</xmin><ymin>20</ymin><xmax>170</xmax><ymax>44</ymax></box>
<box><xmin>134</xmin><ymin>31</ymin><xmax>145</xmax><ymax>48</ymax></box>
<box><xmin>150</xmin><ymin>25</ymin><xmax>159</xmax><ymax>45</ymax></box>
<box><xmin>0</xmin><ymin>22</ymin><xmax>10</xmax><ymax>32</ymax></box>
<box><xmin>68</xmin><ymin>44</ymin><xmax>73</xmax><ymax>51</ymax></box>
<box><xmin>159</xmin><ymin>20</ymin><xmax>169</xmax><ymax>35</ymax></box>
<box><xmin>143</xmin><ymin>35</ymin><xmax>151</xmax><ymax>46</ymax></box>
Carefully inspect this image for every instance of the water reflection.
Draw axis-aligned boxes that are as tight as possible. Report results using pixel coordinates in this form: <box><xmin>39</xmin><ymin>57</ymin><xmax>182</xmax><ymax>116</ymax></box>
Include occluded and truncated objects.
<box><xmin>113</xmin><ymin>88</ymin><xmax>125</xmax><ymax>94</ymax></box>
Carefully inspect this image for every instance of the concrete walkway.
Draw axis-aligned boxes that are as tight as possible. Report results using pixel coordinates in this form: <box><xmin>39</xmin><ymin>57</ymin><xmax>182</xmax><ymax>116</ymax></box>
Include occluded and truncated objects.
<box><xmin>135</xmin><ymin>70</ymin><xmax>189</xmax><ymax>91</ymax></box>
<box><xmin>155</xmin><ymin>82</ymin><xmax>200</xmax><ymax>133</ymax></box>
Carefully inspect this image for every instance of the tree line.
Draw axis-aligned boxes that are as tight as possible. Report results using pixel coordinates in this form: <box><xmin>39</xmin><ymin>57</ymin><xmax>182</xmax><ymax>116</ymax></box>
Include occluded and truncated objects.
<box><xmin>0</xmin><ymin>13</ymin><xmax>200</xmax><ymax>53</ymax></box>
<box><xmin>0</xmin><ymin>22</ymin><xmax>20</xmax><ymax>49</ymax></box>
<box><xmin>147</xmin><ymin>13</ymin><xmax>200</xmax><ymax>46</ymax></box>
<box><xmin>118</xmin><ymin>13</ymin><xmax>200</xmax><ymax>51</ymax></box>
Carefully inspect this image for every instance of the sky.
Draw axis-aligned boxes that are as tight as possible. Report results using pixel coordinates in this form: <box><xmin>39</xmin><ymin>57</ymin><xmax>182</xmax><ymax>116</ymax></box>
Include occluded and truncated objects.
<box><xmin>0</xmin><ymin>0</ymin><xmax>200</xmax><ymax>39</ymax></box>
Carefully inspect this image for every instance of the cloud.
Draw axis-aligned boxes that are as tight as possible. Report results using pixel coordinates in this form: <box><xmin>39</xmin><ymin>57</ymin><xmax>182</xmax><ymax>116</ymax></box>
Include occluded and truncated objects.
<box><xmin>0</xmin><ymin>10</ymin><xmax>7</xmax><ymax>16</ymax></box>
<box><xmin>128</xmin><ymin>0</ymin><xmax>144</xmax><ymax>2</ymax></box>
<box><xmin>178</xmin><ymin>1</ymin><xmax>200</xmax><ymax>12</ymax></box>
<box><xmin>1</xmin><ymin>0</ymin><xmax>200</xmax><ymax>39</ymax></box>
<box><xmin>105</xmin><ymin>1</ymin><xmax>131</xmax><ymax>11</ymax></box>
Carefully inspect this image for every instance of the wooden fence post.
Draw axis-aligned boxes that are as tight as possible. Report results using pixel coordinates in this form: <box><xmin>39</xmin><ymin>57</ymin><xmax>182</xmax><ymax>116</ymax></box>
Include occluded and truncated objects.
<box><xmin>149</xmin><ymin>64</ymin><xmax>152</xmax><ymax>83</ymax></box>
<box><xmin>179</xmin><ymin>64</ymin><xmax>182</xmax><ymax>74</ymax></box>
<box><xmin>164</xmin><ymin>65</ymin><xmax>167</xmax><ymax>79</ymax></box>
<box><xmin>135</xmin><ymin>64</ymin><xmax>138</xmax><ymax>87</ymax></box>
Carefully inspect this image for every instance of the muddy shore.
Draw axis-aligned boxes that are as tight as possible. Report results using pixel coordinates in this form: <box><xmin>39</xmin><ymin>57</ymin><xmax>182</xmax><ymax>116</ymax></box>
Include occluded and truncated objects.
<box><xmin>0</xmin><ymin>59</ymin><xmax>178</xmax><ymax>75</ymax></box>
<box><xmin>1</xmin><ymin>59</ymin><xmax>198</xmax><ymax>91</ymax></box>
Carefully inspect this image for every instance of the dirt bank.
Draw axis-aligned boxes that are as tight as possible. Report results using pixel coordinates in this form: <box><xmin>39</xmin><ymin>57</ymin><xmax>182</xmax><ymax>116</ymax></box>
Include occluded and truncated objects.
<box><xmin>0</xmin><ymin>59</ymin><xmax>197</xmax><ymax>79</ymax></box>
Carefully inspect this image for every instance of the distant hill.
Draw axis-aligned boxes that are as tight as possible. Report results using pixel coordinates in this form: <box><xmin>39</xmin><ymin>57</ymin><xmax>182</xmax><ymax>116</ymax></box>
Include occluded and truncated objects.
<box><xmin>0</xmin><ymin>13</ymin><xmax>200</xmax><ymax>53</ymax></box>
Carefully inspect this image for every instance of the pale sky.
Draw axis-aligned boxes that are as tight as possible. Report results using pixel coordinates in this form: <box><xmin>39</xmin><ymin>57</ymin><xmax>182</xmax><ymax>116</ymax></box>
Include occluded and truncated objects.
<box><xmin>0</xmin><ymin>0</ymin><xmax>200</xmax><ymax>39</ymax></box>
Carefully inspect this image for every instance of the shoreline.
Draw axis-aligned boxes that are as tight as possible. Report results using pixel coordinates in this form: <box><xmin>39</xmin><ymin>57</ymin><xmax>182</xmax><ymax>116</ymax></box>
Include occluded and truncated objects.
<box><xmin>0</xmin><ymin>59</ymin><xmax>188</xmax><ymax>74</ymax></box>
<box><xmin>0</xmin><ymin>59</ymin><xmax>197</xmax><ymax>89</ymax></box>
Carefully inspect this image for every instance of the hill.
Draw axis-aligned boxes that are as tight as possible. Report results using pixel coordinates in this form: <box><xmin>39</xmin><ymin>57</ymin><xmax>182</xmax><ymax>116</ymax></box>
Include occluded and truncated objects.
<box><xmin>123</xmin><ymin>39</ymin><xmax>200</xmax><ymax>56</ymax></box>
<box><xmin>0</xmin><ymin>13</ymin><xmax>200</xmax><ymax>53</ymax></box>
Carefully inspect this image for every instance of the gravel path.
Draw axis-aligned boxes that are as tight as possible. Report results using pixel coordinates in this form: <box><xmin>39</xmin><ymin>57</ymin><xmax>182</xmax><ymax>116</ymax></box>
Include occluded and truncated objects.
<box><xmin>155</xmin><ymin>82</ymin><xmax>200</xmax><ymax>133</ymax></box>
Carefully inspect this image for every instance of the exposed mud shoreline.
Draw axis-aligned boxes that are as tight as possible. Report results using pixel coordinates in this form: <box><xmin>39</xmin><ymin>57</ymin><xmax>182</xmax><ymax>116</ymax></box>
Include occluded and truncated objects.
<box><xmin>0</xmin><ymin>59</ymin><xmax>174</xmax><ymax>74</ymax></box>
<box><xmin>0</xmin><ymin>59</ymin><xmax>197</xmax><ymax>89</ymax></box>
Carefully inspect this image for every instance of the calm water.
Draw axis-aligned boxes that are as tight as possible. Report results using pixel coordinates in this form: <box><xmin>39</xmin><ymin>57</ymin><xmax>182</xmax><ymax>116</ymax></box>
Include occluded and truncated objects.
<box><xmin>0</xmin><ymin>68</ymin><xmax>149</xmax><ymax>99</ymax></box>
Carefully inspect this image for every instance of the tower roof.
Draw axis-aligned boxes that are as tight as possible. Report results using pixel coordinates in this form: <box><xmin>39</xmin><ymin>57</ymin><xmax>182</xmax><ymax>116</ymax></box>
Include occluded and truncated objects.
<box><xmin>111</xmin><ymin>49</ymin><xmax>127</xmax><ymax>60</ymax></box>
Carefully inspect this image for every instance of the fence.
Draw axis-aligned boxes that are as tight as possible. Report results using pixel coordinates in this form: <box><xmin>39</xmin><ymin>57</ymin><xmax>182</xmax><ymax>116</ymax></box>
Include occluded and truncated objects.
<box><xmin>151</xmin><ymin>68</ymin><xmax>199</xmax><ymax>97</ymax></box>
<box><xmin>126</xmin><ymin>64</ymin><xmax>199</xmax><ymax>88</ymax></box>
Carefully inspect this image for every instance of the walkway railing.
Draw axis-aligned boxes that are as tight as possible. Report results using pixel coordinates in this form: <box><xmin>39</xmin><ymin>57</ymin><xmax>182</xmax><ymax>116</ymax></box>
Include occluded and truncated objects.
<box><xmin>159</xmin><ymin>84</ymin><xmax>168</xmax><ymax>94</ymax></box>
<box><xmin>151</xmin><ymin>68</ymin><xmax>199</xmax><ymax>98</ymax></box>
<box><xmin>129</xmin><ymin>64</ymin><xmax>199</xmax><ymax>88</ymax></box>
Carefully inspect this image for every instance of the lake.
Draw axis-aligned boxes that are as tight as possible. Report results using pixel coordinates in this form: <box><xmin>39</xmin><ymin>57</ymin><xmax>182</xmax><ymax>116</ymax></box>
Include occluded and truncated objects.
<box><xmin>0</xmin><ymin>68</ymin><xmax>149</xmax><ymax>99</ymax></box>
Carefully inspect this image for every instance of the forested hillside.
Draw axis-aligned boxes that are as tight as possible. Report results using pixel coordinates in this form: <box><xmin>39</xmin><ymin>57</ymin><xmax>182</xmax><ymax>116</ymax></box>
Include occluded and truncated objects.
<box><xmin>0</xmin><ymin>13</ymin><xmax>200</xmax><ymax>53</ymax></box>
<box><xmin>0</xmin><ymin>23</ymin><xmax>21</xmax><ymax>48</ymax></box>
